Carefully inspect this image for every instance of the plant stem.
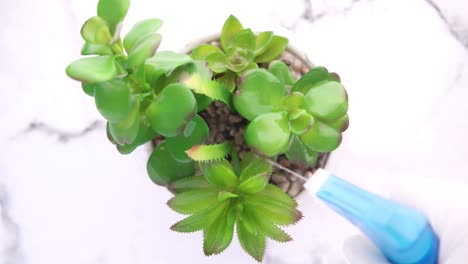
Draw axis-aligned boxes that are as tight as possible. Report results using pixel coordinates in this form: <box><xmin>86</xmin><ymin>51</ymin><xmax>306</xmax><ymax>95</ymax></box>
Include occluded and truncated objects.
<box><xmin>266</xmin><ymin>159</ymin><xmax>309</xmax><ymax>182</ymax></box>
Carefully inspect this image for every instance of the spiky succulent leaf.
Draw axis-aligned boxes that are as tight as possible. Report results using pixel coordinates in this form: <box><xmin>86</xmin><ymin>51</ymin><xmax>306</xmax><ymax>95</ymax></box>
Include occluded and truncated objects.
<box><xmin>201</xmin><ymin>160</ymin><xmax>238</xmax><ymax>188</ymax></box>
<box><xmin>238</xmin><ymin>174</ymin><xmax>269</xmax><ymax>194</ymax></box>
<box><xmin>289</xmin><ymin>109</ymin><xmax>314</xmax><ymax>135</ymax></box>
<box><xmin>186</xmin><ymin>142</ymin><xmax>232</xmax><ymax>162</ymax></box>
<box><xmin>220</xmin><ymin>15</ymin><xmax>244</xmax><ymax>50</ymax></box>
<box><xmin>171</xmin><ymin>201</ymin><xmax>228</xmax><ymax>233</ymax></box>
<box><xmin>146</xmin><ymin>83</ymin><xmax>197</xmax><ymax>137</ymax></box>
<box><xmin>81</xmin><ymin>16</ymin><xmax>112</xmax><ymax>44</ymax></box>
<box><xmin>81</xmin><ymin>43</ymin><xmax>113</xmax><ymax>55</ymax></box>
<box><xmin>292</xmin><ymin>66</ymin><xmax>331</xmax><ymax>94</ymax></box>
<box><xmin>203</xmin><ymin>207</ymin><xmax>236</xmax><ymax>256</ymax></box>
<box><xmin>97</xmin><ymin>0</ymin><xmax>130</xmax><ymax>31</ymax></box>
<box><xmin>127</xmin><ymin>33</ymin><xmax>161</xmax><ymax>69</ymax></box>
<box><xmin>168</xmin><ymin>188</ymin><xmax>219</xmax><ymax>214</ymax></box>
<box><xmin>145</xmin><ymin>51</ymin><xmax>193</xmax><ymax>85</ymax></box>
<box><xmin>236</xmin><ymin>213</ymin><xmax>266</xmax><ymax>262</ymax></box>
<box><xmin>108</xmin><ymin>100</ymin><xmax>140</xmax><ymax>145</ymax></box>
<box><xmin>165</xmin><ymin>115</ymin><xmax>209</xmax><ymax>162</ymax></box>
<box><xmin>285</xmin><ymin>136</ymin><xmax>318</xmax><ymax>166</ymax></box>
<box><xmin>254</xmin><ymin>31</ymin><xmax>273</xmax><ymax>56</ymax></box>
<box><xmin>303</xmin><ymin>81</ymin><xmax>348</xmax><ymax>121</ymax></box>
<box><xmin>169</xmin><ymin>176</ymin><xmax>212</xmax><ymax>194</ymax></box>
<box><xmin>268</xmin><ymin>60</ymin><xmax>295</xmax><ymax>85</ymax></box>
<box><xmin>239</xmin><ymin>152</ymin><xmax>272</xmax><ymax>182</ymax></box>
<box><xmin>94</xmin><ymin>79</ymin><xmax>133</xmax><ymax>123</ymax></box>
<box><xmin>123</xmin><ymin>18</ymin><xmax>163</xmax><ymax>53</ymax></box>
<box><xmin>232</xmin><ymin>29</ymin><xmax>256</xmax><ymax>51</ymax></box>
<box><xmin>244</xmin><ymin>112</ymin><xmax>290</xmax><ymax>156</ymax></box>
<box><xmin>245</xmin><ymin>206</ymin><xmax>292</xmax><ymax>242</ymax></box>
<box><xmin>255</xmin><ymin>184</ymin><xmax>298</xmax><ymax>208</ymax></box>
<box><xmin>328</xmin><ymin>114</ymin><xmax>349</xmax><ymax>132</ymax></box>
<box><xmin>244</xmin><ymin>198</ymin><xmax>302</xmax><ymax>226</ymax></box>
<box><xmin>255</xmin><ymin>35</ymin><xmax>288</xmax><ymax>63</ymax></box>
<box><xmin>191</xmin><ymin>44</ymin><xmax>224</xmax><ymax>61</ymax></box>
<box><xmin>218</xmin><ymin>191</ymin><xmax>239</xmax><ymax>202</ymax></box>
<box><xmin>299</xmin><ymin>120</ymin><xmax>342</xmax><ymax>152</ymax></box>
<box><xmin>147</xmin><ymin>141</ymin><xmax>195</xmax><ymax>186</ymax></box>
<box><xmin>66</xmin><ymin>55</ymin><xmax>119</xmax><ymax>83</ymax></box>
<box><xmin>233</xmin><ymin>69</ymin><xmax>286</xmax><ymax>121</ymax></box>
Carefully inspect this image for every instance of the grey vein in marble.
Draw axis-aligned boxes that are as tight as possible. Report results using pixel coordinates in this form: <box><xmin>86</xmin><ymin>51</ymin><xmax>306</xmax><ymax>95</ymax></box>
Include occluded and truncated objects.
<box><xmin>0</xmin><ymin>186</ymin><xmax>23</xmax><ymax>264</ymax></box>
<box><xmin>13</xmin><ymin>121</ymin><xmax>104</xmax><ymax>143</ymax></box>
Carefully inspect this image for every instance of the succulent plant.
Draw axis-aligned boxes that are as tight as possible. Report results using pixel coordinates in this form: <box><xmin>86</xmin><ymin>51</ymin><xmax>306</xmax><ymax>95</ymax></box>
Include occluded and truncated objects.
<box><xmin>65</xmin><ymin>0</ymin><xmax>349</xmax><ymax>261</ymax></box>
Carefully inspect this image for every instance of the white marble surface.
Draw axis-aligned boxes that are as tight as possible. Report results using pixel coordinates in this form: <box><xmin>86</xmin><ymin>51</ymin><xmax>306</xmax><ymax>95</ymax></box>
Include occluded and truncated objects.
<box><xmin>1</xmin><ymin>0</ymin><xmax>468</xmax><ymax>263</ymax></box>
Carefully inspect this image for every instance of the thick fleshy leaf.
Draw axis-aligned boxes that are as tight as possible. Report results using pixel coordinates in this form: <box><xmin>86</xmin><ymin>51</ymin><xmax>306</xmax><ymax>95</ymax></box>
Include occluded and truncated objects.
<box><xmin>97</xmin><ymin>0</ymin><xmax>130</xmax><ymax>29</ymax></box>
<box><xmin>201</xmin><ymin>160</ymin><xmax>237</xmax><ymax>188</ymax></box>
<box><xmin>168</xmin><ymin>188</ymin><xmax>219</xmax><ymax>214</ymax></box>
<box><xmin>169</xmin><ymin>176</ymin><xmax>212</xmax><ymax>194</ymax></box>
<box><xmin>244</xmin><ymin>198</ymin><xmax>302</xmax><ymax>226</ymax></box>
<box><xmin>108</xmin><ymin>100</ymin><xmax>140</xmax><ymax>145</ymax></box>
<box><xmin>145</xmin><ymin>51</ymin><xmax>193</xmax><ymax>85</ymax></box>
<box><xmin>238</xmin><ymin>174</ymin><xmax>269</xmax><ymax>194</ymax></box>
<box><xmin>303</xmin><ymin>81</ymin><xmax>348</xmax><ymax>121</ymax></box>
<box><xmin>81</xmin><ymin>82</ymin><xmax>95</xmax><ymax>97</ymax></box>
<box><xmin>245</xmin><ymin>206</ymin><xmax>292</xmax><ymax>242</ymax></box>
<box><xmin>166</xmin><ymin>115</ymin><xmax>209</xmax><ymax>163</ymax></box>
<box><xmin>195</xmin><ymin>93</ymin><xmax>213</xmax><ymax>112</ymax></box>
<box><xmin>124</xmin><ymin>18</ymin><xmax>163</xmax><ymax>53</ymax></box>
<box><xmin>217</xmin><ymin>71</ymin><xmax>236</xmax><ymax>92</ymax></box>
<box><xmin>147</xmin><ymin>141</ymin><xmax>195</xmax><ymax>186</ymax></box>
<box><xmin>285</xmin><ymin>136</ymin><xmax>318</xmax><ymax>166</ymax></box>
<box><xmin>94</xmin><ymin>79</ymin><xmax>132</xmax><ymax>122</ymax></box>
<box><xmin>171</xmin><ymin>201</ymin><xmax>228</xmax><ymax>233</ymax></box>
<box><xmin>236</xmin><ymin>213</ymin><xmax>266</xmax><ymax>262</ymax></box>
<box><xmin>204</xmin><ymin>207</ymin><xmax>236</xmax><ymax>256</ymax></box>
<box><xmin>81</xmin><ymin>43</ymin><xmax>113</xmax><ymax>55</ymax></box>
<box><xmin>268</xmin><ymin>60</ymin><xmax>295</xmax><ymax>85</ymax></box>
<box><xmin>291</xmin><ymin>66</ymin><xmax>330</xmax><ymax>94</ymax></box>
<box><xmin>146</xmin><ymin>83</ymin><xmax>197</xmax><ymax>137</ymax></box>
<box><xmin>116</xmin><ymin>119</ymin><xmax>158</xmax><ymax>154</ymax></box>
<box><xmin>232</xmin><ymin>29</ymin><xmax>255</xmax><ymax>51</ymax></box>
<box><xmin>225</xmin><ymin>47</ymin><xmax>254</xmax><ymax>73</ymax></box>
<box><xmin>81</xmin><ymin>16</ymin><xmax>112</xmax><ymax>44</ymax></box>
<box><xmin>289</xmin><ymin>110</ymin><xmax>314</xmax><ymax>135</ymax></box>
<box><xmin>254</xmin><ymin>31</ymin><xmax>273</xmax><ymax>56</ymax></box>
<box><xmin>191</xmin><ymin>44</ymin><xmax>224</xmax><ymax>60</ymax></box>
<box><xmin>220</xmin><ymin>15</ymin><xmax>244</xmax><ymax>50</ymax></box>
<box><xmin>280</xmin><ymin>92</ymin><xmax>304</xmax><ymax>112</ymax></box>
<box><xmin>255</xmin><ymin>35</ymin><xmax>288</xmax><ymax>63</ymax></box>
<box><xmin>254</xmin><ymin>184</ymin><xmax>298</xmax><ymax>208</ymax></box>
<box><xmin>66</xmin><ymin>55</ymin><xmax>118</xmax><ymax>83</ymax></box>
<box><xmin>239</xmin><ymin>152</ymin><xmax>272</xmax><ymax>182</ymax></box>
<box><xmin>328</xmin><ymin>114</ymin><xmax>349</xmax><ymax>132</ymax></box>
<box><xmin>127</xmin><ymin>33</ymin><xmax>161</xmax><ymax>69</ymax></box>
<box><xmin>186</xmin><ymin>142</ymin><xmax>232</xmax><ymax>162</ymax></box>
<box><xmin>206</xmin><ymin>52</ymin><xmax>227</xmax><ymax>73</ymax></box>
<box><xmin>244</xmin><ymin>112</ymin><xmax>290</xmax><ymax>156</ymax></box>
<box><xmin>233</xmin><ymin>69</ymin><xmax>286</xmax><ymax>120</ymax></box>
<box><xmin>299</xmin><ymin>121</ymin><xmax>342</xmax><ymax>152</ymax></box>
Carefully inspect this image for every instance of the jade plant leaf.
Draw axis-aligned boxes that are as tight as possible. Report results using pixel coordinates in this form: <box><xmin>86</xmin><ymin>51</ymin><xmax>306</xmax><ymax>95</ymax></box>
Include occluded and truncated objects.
<box><xmin>168</xmin><ymin>188</ymin><xmax>219</xmax><ymax>214</ymax></box>
<box><xmin>171</xmin><ymin>201</ymin><xmax>229</xmax><ymax>233</ymax></box>
<box><xmin>203</xmin><ymin>207</ymin><xmax>236</xmax><ymax>256</ymax></box>
<box><xmin>146</xmin><ymin>83</ymin><xmax>197</xmax><ymax>137</ymax></box>
<box><xmin>255</xmin><ymin>35</ymin><xmax>288</xmax><ymax>63</ymax></box>
<box><xmin>191</xmin><ymin>44</ymin><xmax>224</xmax><ymax>61</ymax></box>
<box><xmin>236</xmin><ymin>213</ymin><xmax>266</xmax><ymax>262</ymax></box>
<box><xmin>194</xmin><ymin>93</ymin><xmax>213</xmax><ymax>112</ymax></box>
<box><xmin>299</xmin><ymin>120</ymin><xmax>342</xmax><ymax>152</ymax></box>
<box><xmin>254</xmin><ymin>31</ymin><xmax>273</xmax><ymax>56</ymax></box>
<box><xmin>147</xmin><ymin>141</ymin><xmax>195</xmax><ymax>186</ymax></box>
<box><xmin>93</xmin><ymin>79</ymin><xmax>133</xmax><ymax>123</ymax></box>
<box><xmin>145</xmin><ymin>51</ymin><xmax>193</xmax><ymax>85</ymax></box>
<box><xmin>81</xmin><ymin>82</ymin><xmax>95</xmax><ymax>97</ymax></box>
<box><xmin>81</xmin><ymin>43</ymin><xmax>113</xmax><ymax>55</ymax></box>
<box><xmin>66</xmin><ymin>55</ymin><xmax>119</xmax><ymax>83</ymax></box>
<box><xmin>280</xmin><ymin>92</ymin><xmax>305</xmax><ymax>112</ymax></box>
<box><xmin>108</xmin><ymin>100</ymin><xmax>140</xmax><ymax>145</ymax></box>
<box><xmin>233</xmin><ymin>69</ymin><xmax>286</xmax><ymax>121</ymax></box>
<box><xmin>116</xmin><ymin>119</ymin><xmax>158</xmax><ymax>154</ymax></box>
<box><xmin>292</xmin><ymin>66</ymin><xmax>331</xmax><ymax>94</ymax></box>
<box><xmin>168</xmin><ymin>176</ymin><xmax>212</xmax><ymax>194</ymax></box>
<box><xmin>327</xmin><ymin>114</ymin><xmax>349</xmax><ymax>132</ymax></box>
<box><xmin>303</xmin><ymin>81</ymin><xmax>348</xmax><ymax>121</ymax></box>
<box><xmin>285</xmin><ymin>136</ymin><xmax>318</xmax><ymax>166</ymax></box>
<box><xmin>201</xmin><ymin>160</ymin><xmax>238</xmax><ymax>188</ymax></box>
<box><xmin>123</xmin><ymin>18</ymin><xmax>163</xmax><ymax>53</ymax></box>
<box><xmin>127</xmin><ymin>33</ymin><xmax>162</xmax><ymax>69</ymax></box>
<box><xmin>244</xmin><ymin>112</ymin><xmax>290</xmax><ymax>156</ymax></box>
<box><xmin>268</xmin><ymin>60</ymin><xmax>295</xmax><ymax>86</ymax></box>
<box><xmin>165</xmin><ymin>115</ymin><xmax>209</xmax><ymax>163</ymax></box>
<box><xmin>186</xmin><ymin>142</ymin><xmax>232</xmax><ymax>162</ymax></box>
<box><xmin>81</xmin><ymin>16</ymin><xmax>112</xmax><ymax>44</ymax></box>
<box><xmin>289</xmin><ymin>109</ymin><xmax>314</xmax><ymax>135</ymax></box>
<box><xmin>97</xmin><ymin>0</ymin><xmax>130</xmax><ymax>30</ymax></box>
<box><xmin>220</xmin><ymin>15</ymin><xmax>244</xmax><ymax>50</ymax></box>
<box><xmin>232</xmin><ymin>29</ymin><xmax>256</xmax><ymax>51</ymax></box>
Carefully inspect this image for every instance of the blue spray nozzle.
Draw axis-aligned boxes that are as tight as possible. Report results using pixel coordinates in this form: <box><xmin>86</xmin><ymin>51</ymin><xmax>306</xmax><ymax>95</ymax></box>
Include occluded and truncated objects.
<box><xmin>306</xmin><ymin>169</ymin><xmax>439</xmax><ymax>264</ymax></box>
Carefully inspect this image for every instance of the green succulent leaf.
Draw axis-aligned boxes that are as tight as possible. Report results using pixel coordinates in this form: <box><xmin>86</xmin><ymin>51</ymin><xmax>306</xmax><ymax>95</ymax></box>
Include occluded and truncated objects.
<box><xmin>299</xmin><ymin>121</ymin><xmax>342</xmax><ymax>152</ymax></box>
<box><xmin>232</xmin><ymin>29</ymin><xmax>256</xmax><ymax>51</ymax></box>
<box><xmin>204</xmin><ymin>207</ymin><xmax>236</xmax><ymax>256</ymax></box>
<box><xmin>168</xmin><ymin>188</ymin><xmax>219</xmax><ymax>214</ymax></box>
<box><xmin>146</xmin><ymin>83</ymin><xmax>197</xmax><ymax>137</ymax></box>
<box><xmin>217</xmin><ymin>71</ymin><xmax>236</xmax><ymax>92</ymax></box>
<box><xmin>81</xmin><ymin>43</ymin><xmax>113</xmax><ymax>55</ymax></box>
<box><xmin>285</xmin><ymin>136</ymin><xmax>318</xmax><ymax>166</ymax></box>
<box><xmin>292</xmin><ymin>66</ymin><xmax>330</xmax><ymax>94</ymax></box>
<box><xmin>145</xmin><ymin>51</ymin><xmax>193</xmax><ymax>85</ymax></box>
<box><xmin>225</xmin><ymin>47</ymin><xmax>254</xmax><ymax>73</ymax></box>
<box><xmin>254</xmin><ymin>31</ymin><xmax>274</xmax><ymax>56</ymax></box>
<box><xmin>244</xmin><ymin>198</ymin><xmax>302</xmax><ymax>226</ymax></box>
<box><xmin>127</xmin><ymin>33</ymin><xmax>161</xmax><ymax>69</ymax></box>
<box><xmin>123</xmin><ymin>18</ymin><xmax>163</xmax><ymax>53</ymax></box>
<box><xmin>195</xmin><ymin>93</ymin><xmax>213</xmax><ymax>112</ymax></box>
<box><xmin>206</xmin><ymin>52</ymin><xmax>227</xmax><ymax>73</ymax></box>
<box><xmin>166</xmin><ymin>115</ymin><xmax>209</xmax><ymax>163</ymax></box>
<box><xmin>191</xmin><ymin>44</ymin><xmax>224</xmax><ymax>61</ymax></box>
<box><xmin>268</xmin><ymin>60</ymin><xmax>295</xmax><ymax>85</ymax></box>
<box><xmin>81</xmin><ymin>16</ymin><xmax>112</xmax><ymax>44</ymax></box>
<box><xmin>108</xmin><ymin>100</ymin><xmax>140</xmax><ymax>145</ymax></box>
<box><xmin>169</xmin><ymin>176</ymin><xmax>212</xmax><ymax>194</ymax></box>
<box><xmin>186</xmin><ymin>142</ymin><xmax>232</xmax><ymax>162</ymax></box>
<box><xmin>289</xmin><ymin>109</ymin><xmax>314</xmax><ymax>135</ymax></box>
<box><xmin>255</xmin><ymin>35</ymin><xmax>288</xmax><ymax>63</ymax></box>
<box><xmin>233</xmin><ymin>69</ymin><xmax>286</xmax><ymax>121</ymax></box>
<box><xmin>239</xmin><ymin>152</ymin><xmax>272</xmax><ymax>182</ymax></box>
<box><xmin>94</xmin><ymin>79</ymin><xmax>132</xmax><ymax>122</ymax></box>
<box><xmin>116</xmin><ymin>119</ymin><xmax>158</xmax><ymax>154</ymax></box>
<box><xmin>81</xmin><ymin>82</ymin><xmax>95</xmax><ymax>97</ymax></box>
<box><xmin>97</xmin><ymin>0</ymin><xmax>130</xmax><ymax>30</ymax></box>
<box><xmin>201</xmin><ymin>160</ymin><xmax>238</xmax><ymax>188</ymax></box>
<box><xmin>171</xmin><ymin>201</ymin><xmax>228</xmax><ymax>233</ymax></box>
<box><xmin>303</xmin><ymin>81</ymin><xmax>348</xmax><ymax>121</ymax></box>
<box><xmin>245</xmin><ymin>206</ymin><xmax>292</xmax><ymax>242</ymax></box>
<box><xmin>66</xmin><ymin>55</ymin><xmax>119</xmax><ymax>83</ymax></box>
<box><xmin>327</xmin><ymin>114</ymin><xmax>349</xmax><ymax>132</ymax></box>
<box><xmin>244</xmin><ymin>112</ymin><xmax>290</xmax><ymax>156</ymax></box>
<box><xmin>254</xmin><ymin>184</ymin><xmax>298</xmax><ymax>208</ymax></box>
<box><xmin>280</xmin><ymin>92</ymin><xmax>305</xmax><ymax>111</ymax></box>
<box><xmin>147</xmin><ymin>141</ymin><xmax>195</xmax><ymax>186</ymax></box>
<box><xmin>236</xmin><ymin>213</ymin><xmax>266</xmax><ymax>262</ymax></box>
<box><xmin>238</xmin><ymin>174</ymin><xmax>269</xmax><ymax>194</ymax></box>
<box><xmin>218</xmin><ymin>191</ymin><xmax>239</xmax><ymax>202</ymax></box>
<box><xmin>220</xmin><ymin>15</ymin><xmax>244</xmax><ymax>50</ymax></box>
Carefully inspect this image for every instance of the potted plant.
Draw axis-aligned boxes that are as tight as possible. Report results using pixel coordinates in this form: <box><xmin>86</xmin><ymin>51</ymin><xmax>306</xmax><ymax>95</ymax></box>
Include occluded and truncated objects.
<box><xmin>65</xmin><ymin>0</ymin><xmax>349</xmax><ymax>261</ymax></box>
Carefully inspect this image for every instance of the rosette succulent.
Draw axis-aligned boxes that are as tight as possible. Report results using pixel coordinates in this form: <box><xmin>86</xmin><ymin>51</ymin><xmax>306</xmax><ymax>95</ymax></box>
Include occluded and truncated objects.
<box><xmin>65</xmin><ymin>0</ymin><xmax>349</xmax><ymax>261</ymax></box>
